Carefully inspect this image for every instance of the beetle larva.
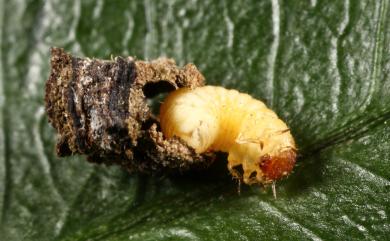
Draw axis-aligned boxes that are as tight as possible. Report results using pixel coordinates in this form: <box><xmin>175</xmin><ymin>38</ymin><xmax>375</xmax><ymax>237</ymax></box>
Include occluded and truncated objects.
<box><xmin>160</xmin><ymin>86</ymin><xmax>297</xmax><ymax>185</ymax></box>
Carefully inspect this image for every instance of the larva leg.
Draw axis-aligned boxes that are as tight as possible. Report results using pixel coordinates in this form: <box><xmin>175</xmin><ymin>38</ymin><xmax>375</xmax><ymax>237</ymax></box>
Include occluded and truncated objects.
<box><xmin>227</xmin><ymin>157</ymin><xmax>244</xmax><ymax>179</ymax></box>
<box><xmin>242</xmin><ymin>159</ymin><xmax>263</xmax><ymax>184</ymax></box>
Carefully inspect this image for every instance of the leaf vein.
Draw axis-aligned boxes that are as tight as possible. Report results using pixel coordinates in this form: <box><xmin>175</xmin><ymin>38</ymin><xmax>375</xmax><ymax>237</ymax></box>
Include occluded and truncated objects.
<box><xmin>363</xmin><ymin>0</ymin><xmax>389</xmax><ymax>109</ymax></box>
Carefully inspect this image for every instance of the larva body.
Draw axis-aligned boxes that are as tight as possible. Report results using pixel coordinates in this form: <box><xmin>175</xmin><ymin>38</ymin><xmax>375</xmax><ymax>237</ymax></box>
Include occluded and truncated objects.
<box><xmin>160</xmin><ymin>86</ymin><xmax>296</xmax><ymax>185</ymax></box>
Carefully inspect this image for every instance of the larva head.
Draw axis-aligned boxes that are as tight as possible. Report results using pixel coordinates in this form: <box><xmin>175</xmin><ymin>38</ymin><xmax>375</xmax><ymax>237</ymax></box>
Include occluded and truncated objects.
<box><xmin>232</xmin><ymin>115</ymin><xmax>297</xmax><ymax>185</ymax></box>
<box><xmin>259</xmin><ymin>149</ymin><xmax>296</xmax><ymax>182</ymax></box>
<box><xmin>256</xmin><ymin>128</ymin><xmax>297</xmax><ymax>183</ymax></box>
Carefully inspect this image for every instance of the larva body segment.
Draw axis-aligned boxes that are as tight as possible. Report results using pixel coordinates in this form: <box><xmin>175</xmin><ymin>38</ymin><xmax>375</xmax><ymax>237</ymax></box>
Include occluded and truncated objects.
<box><xmin>160</xmin><ymin>86</ymin><xmax>296</xmax><ymax>185</ymax></box>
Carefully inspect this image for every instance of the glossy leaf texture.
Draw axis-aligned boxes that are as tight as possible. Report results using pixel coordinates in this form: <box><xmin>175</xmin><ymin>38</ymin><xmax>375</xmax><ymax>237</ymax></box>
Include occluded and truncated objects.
<box><xmin>0</xmin><ymin>0</ymin><xmax>389</xmax><ymax>240</ymax></box>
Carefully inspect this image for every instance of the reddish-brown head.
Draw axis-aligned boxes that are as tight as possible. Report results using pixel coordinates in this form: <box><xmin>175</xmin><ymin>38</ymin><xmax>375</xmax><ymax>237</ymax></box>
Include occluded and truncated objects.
<box><xmin>259</xmin><ymin>149</ymin><xmax>296</xmax><ymax>181</ymax></box>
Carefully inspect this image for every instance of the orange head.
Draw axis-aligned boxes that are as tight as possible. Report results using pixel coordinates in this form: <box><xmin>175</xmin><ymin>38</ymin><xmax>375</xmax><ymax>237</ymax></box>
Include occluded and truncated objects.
<box><xmin>259</xmin><ymin>149</ymin><xmax>296</xmax><ymax>182</ymax></box>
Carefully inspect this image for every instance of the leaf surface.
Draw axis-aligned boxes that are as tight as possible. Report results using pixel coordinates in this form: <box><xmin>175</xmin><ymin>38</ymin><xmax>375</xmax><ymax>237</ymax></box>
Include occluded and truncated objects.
<box><xmin>0</xmin><ymin>0</ymin><xmax>389</xmax><ymax>240</ymax></box>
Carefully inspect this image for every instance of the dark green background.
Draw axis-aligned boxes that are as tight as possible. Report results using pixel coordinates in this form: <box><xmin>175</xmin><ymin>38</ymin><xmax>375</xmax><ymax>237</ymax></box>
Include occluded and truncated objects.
<box><xmin>0</xmin><ymin>0</ymin><xmax>389</xmax><ymax>240</ymax></box>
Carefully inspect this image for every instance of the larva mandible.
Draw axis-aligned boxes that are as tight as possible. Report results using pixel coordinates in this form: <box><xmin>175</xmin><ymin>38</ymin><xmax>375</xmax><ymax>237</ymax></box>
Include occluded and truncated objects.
<box><xmin>160</xmin><ymin>86</ymin><xmax>297</xmax><ymax>185</ymax></box>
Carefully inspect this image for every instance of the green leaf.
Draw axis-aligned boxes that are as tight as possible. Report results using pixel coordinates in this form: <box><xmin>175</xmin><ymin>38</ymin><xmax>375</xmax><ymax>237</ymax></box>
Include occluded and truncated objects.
<box><xmin>1</xmin><ymin>0</ymin><xmax>389</xmax><ymax>240</ymax></box>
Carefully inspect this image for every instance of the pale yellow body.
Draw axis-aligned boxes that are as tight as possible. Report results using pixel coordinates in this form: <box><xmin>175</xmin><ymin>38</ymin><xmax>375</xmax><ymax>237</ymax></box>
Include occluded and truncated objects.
<box><xmin>160</xmin><ymin>86</ymin><xmax>296</xmax><ymax>184</ymax></box>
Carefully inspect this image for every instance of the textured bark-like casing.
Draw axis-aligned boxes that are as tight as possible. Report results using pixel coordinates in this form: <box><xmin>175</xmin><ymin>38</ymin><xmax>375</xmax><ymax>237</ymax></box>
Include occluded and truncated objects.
<box><xmin>45</xmin><ymin>48</ymin><xmax>214</xmax><ymax>172</ymax></box>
